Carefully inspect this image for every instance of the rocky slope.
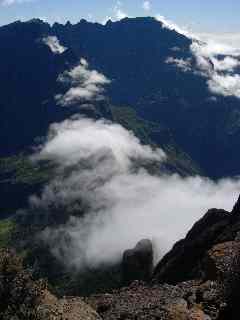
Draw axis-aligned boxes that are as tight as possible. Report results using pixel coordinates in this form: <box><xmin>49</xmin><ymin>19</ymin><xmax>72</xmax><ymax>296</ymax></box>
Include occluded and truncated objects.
<box><xmin>2</xmin><ymin>196</ymin><xmax>240</xmax><ymax>319</ymax></box>
<box><xmin>86</xmin><ymin>196</ymin><xmax>240</xmax><ymax>319</ymax></box>
<box><xmin>0</xmin><ymin>248</ymin><xmax>101</xmax><ymax>320</ymax></box>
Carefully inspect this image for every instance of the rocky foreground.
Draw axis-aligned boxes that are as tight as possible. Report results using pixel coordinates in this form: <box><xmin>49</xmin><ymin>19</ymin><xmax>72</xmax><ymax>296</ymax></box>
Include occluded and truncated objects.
<box><xmin>2</xmin><ymin>196</ymin><xmax>240</xmax><ymax>319</ymax></box>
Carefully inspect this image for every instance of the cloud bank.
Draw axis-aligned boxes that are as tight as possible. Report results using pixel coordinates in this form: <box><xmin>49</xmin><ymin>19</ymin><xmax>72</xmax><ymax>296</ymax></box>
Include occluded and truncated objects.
<box><xmin>55</xmin><ymin>58</ymin><xmax>111</xmax><ymax>106</ymax></box>
<box><xmin>162</xmin><ymin>17</ymin><xmax>240</xmax><ymax>99</ymax></box>
<box><xmin>42</xmin><ymin>36</ymin><xmax>67</xmax><ymax>54</ymax></box>
<box><xmin>191</xmin><ymin>41</ymin><xmax>240</xmax><ymax>98</ymax></box>
<box><xmin>30</xmin><ymin>116</ymin><xmax>240</xmax><ymax>270</ymax></box>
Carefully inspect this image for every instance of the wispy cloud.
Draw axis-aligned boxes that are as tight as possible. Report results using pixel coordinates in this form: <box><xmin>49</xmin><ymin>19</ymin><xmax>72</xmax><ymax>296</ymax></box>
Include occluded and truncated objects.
<box><xmin>0</xmin><ymin>0</ymin><xmax>33</xmax><ymax>5</ymax></box>
<box><xmin>102</xmin><ymin>1</ymin><xmax>128</xmax><ymax>24</ymax></box>
<box><xmin>155</xmin><ymin>14</ymin><xmax>192</xmax><ymax>38</ymax></box>
<box><xmin>142</xmin><ymin>0</ymin><xmax>151</xmax><ymax>12</ymax></box>
<box><xmin>165</xmin><ymin>57</ymin><xmax>192</xmax><ymax>73</ymax></box>
<box><xmin>113</xmin><ymin>1</ymin><xmax>128</xmax><ymax>20</ymax></box>
<box><xmin>55</xmin><ymin>58</ymin><xmax>111</xmax><ymax>106</ymax></box>
<box><xmin>42</xmin><ymin>36</ymin><xmax>67</xmax><ymax>55</ymax></box>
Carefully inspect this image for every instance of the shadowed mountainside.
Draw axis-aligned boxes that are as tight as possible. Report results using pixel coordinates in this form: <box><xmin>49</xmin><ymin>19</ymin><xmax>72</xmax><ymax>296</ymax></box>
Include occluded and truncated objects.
<box><xmin>0</xmin><ymin>17</ymin><xmax>240</xmax><ymax>178</ymax></box>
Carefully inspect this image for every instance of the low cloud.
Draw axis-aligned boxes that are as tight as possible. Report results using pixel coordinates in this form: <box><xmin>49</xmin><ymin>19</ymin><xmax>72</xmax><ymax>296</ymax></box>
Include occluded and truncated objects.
<box><xmin>161</xmin><ymin>16</ymin><xmax>240</xmax><ymax>99</ymax></box>
<box><xmin>30</xmin><ymin>116</ymin><xmax>240</xmax><ymax>270</ymax></box>
<box><xmin>42</xmin><ymin>36</ymin><xmax>67</xmax><ymax>54</ymax></box>
<box><xmin>191</xmin><ymin>41</ymin><xmax>240</xmax><ymax>98</ymax></box>
<box><xmin>197</xmin><ymin>32</ymin><xmax>240</xmax><ymax>52</ymax></box>
<box><xmin>55</xmin><ymin>58</ymin><xmax>111</xmax><ymax>106</ymax></box>
<box><xmin>208</xmin><ymin>73</ymin><xmax>240</xmax><ymax>98</ymax></box>
<box><xmin>165</xmin><ymin>57</ymin><xmax>192</xmax><ymax>72</ymax></box>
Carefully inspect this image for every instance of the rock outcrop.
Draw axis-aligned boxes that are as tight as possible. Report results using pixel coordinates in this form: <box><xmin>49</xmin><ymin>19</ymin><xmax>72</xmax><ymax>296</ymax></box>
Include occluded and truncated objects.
<box><xmin>153</xmin><ymin>208</ymin><xmax>230</xmax><ymax>284</ymax></box>
<box><xmin>122</xmin><ymin>239</ymin><xmax>153</xmax><ymax>284</ymax></box>
<box><xmin>87</xmin><ymin>196</ymin><xmax>240</xmax><ymax>319</ymax></box>
<box><xmin>0</xmin><ymin>248</ymin><xmax>101</xmax><ymax>320</ymax></box>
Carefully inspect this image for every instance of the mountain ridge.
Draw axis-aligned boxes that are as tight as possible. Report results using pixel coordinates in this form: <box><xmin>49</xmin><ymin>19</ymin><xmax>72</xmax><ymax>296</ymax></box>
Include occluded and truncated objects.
<box><xmin>1</xmin><ymin>16</ymin><xmax>240</xmax><ymax>178</ymax></box>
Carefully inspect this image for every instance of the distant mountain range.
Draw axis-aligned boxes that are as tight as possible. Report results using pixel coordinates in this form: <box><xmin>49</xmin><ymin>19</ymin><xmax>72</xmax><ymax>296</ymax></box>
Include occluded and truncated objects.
<box><xmin>0</xmin><ymin>17</ymin><xmax>240</xmax><ymax>179</ymax></box>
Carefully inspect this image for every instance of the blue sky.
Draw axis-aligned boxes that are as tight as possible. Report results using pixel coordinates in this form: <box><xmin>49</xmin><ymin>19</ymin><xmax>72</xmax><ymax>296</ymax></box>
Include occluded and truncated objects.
<box><xmin>0</xmin><ymin>0</ymin><xmax>239</xmax><ymax>33</ymax></box>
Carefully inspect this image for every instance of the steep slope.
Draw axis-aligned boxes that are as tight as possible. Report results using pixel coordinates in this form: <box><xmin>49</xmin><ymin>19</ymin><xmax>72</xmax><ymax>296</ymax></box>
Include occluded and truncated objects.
<box><xmin>51</xmin><ymin>17</ymin><xmax>240</xmax><ymax>178</ymax></box>
<box><xmin>1</xmin><ymin>17</ymin><xmax>240</xmax><ymax>177</ymax></box>
<box><xmin>0</xmin><ymin>19</ymin><xmax>111</xmax><ymax>156</ymax></box>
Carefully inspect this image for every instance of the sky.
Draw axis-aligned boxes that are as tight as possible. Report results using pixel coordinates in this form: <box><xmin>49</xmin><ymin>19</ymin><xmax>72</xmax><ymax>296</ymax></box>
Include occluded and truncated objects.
<box><xmin>0</xmin><ymin>0</ymin><xmax>240</xmax><ymax>34</ymax></box>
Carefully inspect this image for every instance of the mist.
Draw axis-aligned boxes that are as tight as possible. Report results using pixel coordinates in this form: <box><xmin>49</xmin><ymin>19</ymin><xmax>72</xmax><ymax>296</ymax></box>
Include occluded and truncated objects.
<box><xmin>31</xmin><ymin>116</ymin><xmax>240</xmax><ymax>270</ymax></box>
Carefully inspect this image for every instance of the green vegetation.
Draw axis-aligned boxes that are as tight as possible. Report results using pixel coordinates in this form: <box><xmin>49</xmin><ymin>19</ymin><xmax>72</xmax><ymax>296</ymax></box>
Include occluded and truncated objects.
<box><xmin>0</xmin><ymin>154</ymin><xmax>51</xmax><ymax>185</ymax></box>
<box><xmin>111</xmin><ymin>105</ymin><xmax>158</xmax><ymax>145</ymax></box>
<box><xmin>0</xmin><ymin>219</ymin><xmax>15</xmax><ymax>247</ymax></box>
<box><xmin>111</xmin><ymin>105</ymin><xmax>202</xmax><ymax>176</ymax></box>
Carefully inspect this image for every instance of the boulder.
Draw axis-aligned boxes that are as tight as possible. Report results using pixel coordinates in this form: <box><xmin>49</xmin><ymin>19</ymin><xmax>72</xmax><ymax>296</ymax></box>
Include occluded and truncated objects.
<box><xmin>122</xmin><ymin>239</ymin><xmax>153</xmax><ymax>284</ymax></box>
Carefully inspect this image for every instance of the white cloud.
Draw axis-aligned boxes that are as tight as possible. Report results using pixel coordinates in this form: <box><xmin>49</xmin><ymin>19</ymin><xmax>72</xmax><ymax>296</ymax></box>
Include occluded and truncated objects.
<box><xmin>190</xmin><ymin>41</ymin><xmax>240</xmax><ymax>98</ymax></box>
<box><xmin>31</xmin><ymin>116</ymin><xmax>240</xmax><ymax>270</ymax></box>
<box><xmin>55</xmin><ymin>59</ymin><xmax>111</xmax><ymax>106</ymax></box>
<box><xmin>208</xmin><ymin>73</ymin><xmax>240</xmax><ymax>98</ymax></box>
<box><xmin>114</xmin><ymin>8</ymin><xmax>127</xmax><ymax>20</ymax></box>
<box><xmin>142</xmin><ymin>0</ymin><xmax>151</xmax><ymax>12</ymax></box>
<box><xmin>114</xmin><ymin>1</ymin><xmax>127</xmax><ymax>20</ymax></box>
<box><xmin>0</xmin><ymin>0</ymin><xmax>33</xmax><ymax>5</ymax></box>
<box><xmin>160</xmin><ymin>16</ymin><xmax>240</xmax><ymax>99</ymax></box>
<box><xmin>102</xmin><ymin>1</ymin><xmax>128</xmax><ymax>24</ymax></box>
<box><xmin>191</xmin><ymin>40</ymin><xmax>240</xmax><ymax>59</ymax></box>
<box><xmin>155</xmin><ymin>15</ymin><xmax>193</xmax><ymax>38</ymax></box>
<box><xmin>165</xmin><ymin>57</ymin><xmax>192</xmax><ymax>72</ymax></box>
<box><xmin>102</xmin><ymin>16</ymin><xmax>112</xmax><ymax>25</ymax></box>
<box><xmin>212</xmin><ymin>56</ymin><xmax>240</xmax><ymax>72</ymax></box>
<box><xmin>42</xmin><ymin>36</ymin><xmax>67</xmax><ymax>54</ymax></box>
<box><xmin>197</xmin><ymin>32</ymin><xmax>240</xmax><ymax>52</ymax></box>
<box><xmin>34</xmin><ymin>117</ymin><xmax>164</xmax><ymax>169</ymax></box>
